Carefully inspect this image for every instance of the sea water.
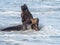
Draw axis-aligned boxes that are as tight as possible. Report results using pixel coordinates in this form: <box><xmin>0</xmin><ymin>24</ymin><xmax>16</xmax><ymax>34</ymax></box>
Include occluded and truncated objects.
<box><xmin>0</xmin><ymin>0</ymin><xmax>60</xmax><ymax>45</ymax></box>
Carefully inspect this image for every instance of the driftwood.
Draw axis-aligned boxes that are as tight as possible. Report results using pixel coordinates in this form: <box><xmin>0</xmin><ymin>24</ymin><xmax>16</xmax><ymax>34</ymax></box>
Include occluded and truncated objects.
<box><xmin>1</xmin><ymin>4</ymin><xmax>39</xmax><ymax>31</ymax></box>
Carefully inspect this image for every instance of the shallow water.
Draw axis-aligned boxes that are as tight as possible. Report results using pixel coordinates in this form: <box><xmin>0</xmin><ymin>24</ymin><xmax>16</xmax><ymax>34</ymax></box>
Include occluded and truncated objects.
<box><xmin>0</xmin><ymin>0</ymin><xmax>60</xmax><ymax>45</ymax></box>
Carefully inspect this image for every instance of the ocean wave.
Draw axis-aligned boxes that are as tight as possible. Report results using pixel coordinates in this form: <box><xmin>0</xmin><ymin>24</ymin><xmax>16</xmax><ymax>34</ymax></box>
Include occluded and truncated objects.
<box><xmin>0</xmin><ymin>10</ymin><xmax>60</xmax><ymax>15</ymax></box>
<box><xmin>0</xmin><ymin>11</ymin><xmax>20</xmax><ymax>14</ymax></box>
<box><xmin>0</xmin><ymin>25</ymin><xmax>60</xmax><ymax>45</ymax></box>
<box><xmin>0</xmin><ymin>25</ymin><xmax>60</xmax><ymax>36</ymax></box>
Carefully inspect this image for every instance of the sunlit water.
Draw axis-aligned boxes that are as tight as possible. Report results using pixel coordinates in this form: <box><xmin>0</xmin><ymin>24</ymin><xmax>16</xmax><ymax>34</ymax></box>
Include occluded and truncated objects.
<box><xmin>0</xmin><ymin>0</ymin><xmax>60</xmax><ymax>45</ymax></box>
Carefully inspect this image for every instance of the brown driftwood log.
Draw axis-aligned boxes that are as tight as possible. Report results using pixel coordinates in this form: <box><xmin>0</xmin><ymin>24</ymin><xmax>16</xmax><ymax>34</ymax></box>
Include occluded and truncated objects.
<box><xmin>21</xmin><ymin>4</ymin><xmax>39</xmax><ymax>31</ymax></box>
<box><xmin>1</xmin><ymin>4</ymin><xmax>39</xmax><ymax>31</ymax></box>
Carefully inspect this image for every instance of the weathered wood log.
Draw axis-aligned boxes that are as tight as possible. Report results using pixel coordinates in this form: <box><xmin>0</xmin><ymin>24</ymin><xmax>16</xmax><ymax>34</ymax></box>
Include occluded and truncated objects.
<box><xmin>1</xmin><ymin>25</ymin><xmax>23</xmax><ymax>31</ymax></box>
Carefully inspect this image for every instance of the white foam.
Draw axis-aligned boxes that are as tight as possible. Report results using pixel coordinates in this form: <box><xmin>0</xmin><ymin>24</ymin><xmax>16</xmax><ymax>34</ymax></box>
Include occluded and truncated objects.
<box><xmin>0</xmin><ymin>25</ymin><xmax>60</xmax><ymax>36</ymax></box>
<box><xmin>0</xmin><ymin>25</ymin><xmax>60</xmax><ymax>45</ymax></box>
<box><xmin>39</xmin><ymin>25</ymin><xmax>60</xmax><ymax>36</ymax></box>
<box><xmin>0</xmin><ymin>11</ymin><xmax>19</xmax><ymax>14</ymax></box>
